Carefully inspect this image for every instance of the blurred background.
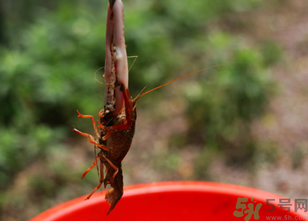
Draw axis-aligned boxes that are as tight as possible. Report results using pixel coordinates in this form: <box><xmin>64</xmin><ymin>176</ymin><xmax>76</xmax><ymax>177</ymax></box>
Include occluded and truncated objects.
<box><xmin>0</xmin><ymin>0</ymin><xmax>308</xmax><ymax>220</ymax></box>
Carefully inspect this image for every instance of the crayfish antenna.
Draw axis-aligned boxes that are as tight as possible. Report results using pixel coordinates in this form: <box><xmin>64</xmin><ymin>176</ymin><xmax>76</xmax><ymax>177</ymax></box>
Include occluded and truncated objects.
<box><xmin>133</xmin><ymin>85</ymin><xmax>148</xmax><ymax>103</ymax></box>
<box><xmin>136</xmin><ymin>64</ymin><xmax>223</xmax><ymax>99</ymax></box>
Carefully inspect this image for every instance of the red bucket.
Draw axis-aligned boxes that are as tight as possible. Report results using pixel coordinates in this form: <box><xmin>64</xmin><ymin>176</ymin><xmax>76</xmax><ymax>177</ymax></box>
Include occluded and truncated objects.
<box><xmin>30</xmin><ymin>181</ymin><xmax>307</xmax><ymax>221</ymax></box>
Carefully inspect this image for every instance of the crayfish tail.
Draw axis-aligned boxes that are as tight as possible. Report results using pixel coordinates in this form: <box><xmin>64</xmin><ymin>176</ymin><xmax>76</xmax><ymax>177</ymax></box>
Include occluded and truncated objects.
<box><xmin>105</xmin><ymin>187</ymin><xmax>123</xmax><ymax>215</ymax></box>
<box><xmin>105</xmin><ymin>166</ymin><xmax>124</xmax><ymax>215</ymax></box>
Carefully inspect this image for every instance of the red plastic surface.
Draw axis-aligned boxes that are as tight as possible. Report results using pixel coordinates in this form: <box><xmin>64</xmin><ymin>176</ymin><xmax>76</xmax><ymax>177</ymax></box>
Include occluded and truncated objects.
<box><xmin>30</xmin><ymin>181</ymin><xmax>307</xmax><ymax>221</ymax></box>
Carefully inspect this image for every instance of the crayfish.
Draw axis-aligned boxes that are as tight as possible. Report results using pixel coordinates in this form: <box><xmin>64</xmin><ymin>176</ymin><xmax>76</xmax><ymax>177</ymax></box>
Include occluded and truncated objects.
<box><xmin>73</xmin><ymin>66</ymin><xmax>218</xmax><ymax>215</ymax></box>
<box><xmin>73</xmin><ymin>83</ymin><xmax>139</xmax><ymax>214</ymax></box>
<box><xmin>73</xmin><ymin>0</ymin><xmax>220</xmax><ymax>215</ymax></box>
<box><xmin>73</xmin><ymin>0</ymin><xmax>137</xmax><ymax>215</ymax></box>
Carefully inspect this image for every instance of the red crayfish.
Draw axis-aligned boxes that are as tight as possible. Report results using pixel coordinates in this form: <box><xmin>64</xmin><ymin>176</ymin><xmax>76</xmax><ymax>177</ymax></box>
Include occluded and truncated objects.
<box><xmin>72</xmin><ymin>65</ymin><xmax>218</xmax><ymax>214</ymax></box>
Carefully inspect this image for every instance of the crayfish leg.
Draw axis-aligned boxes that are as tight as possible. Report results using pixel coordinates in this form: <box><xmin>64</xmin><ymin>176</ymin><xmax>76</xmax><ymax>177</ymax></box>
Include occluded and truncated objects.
<box><xmin>76</xmin><ymin>110</ymin><xmax>100</xmax><ymax>138</ymax></box>
<box><xmin>102</xmin><ymin>132</ymin><xmax>112</xmax><ymax>140</ymax></box>
<box><xmin>81</xmin><ymin>155</ymin><xmax>100</xmax><ymax>179</ymax></box>
<box><xmin>102</xmin><ymin>155</ymin><xmax>119</xmax><ymax>183</ymax></box>
<box><xmin>87</xmin><ymin>139</ymin><xmax>111</xmax><ymax>151</ymax></box>
<box><xmin>85</xmin><ymin>162</ymin><xmax>104</xmax><ymax>200</ymax></box>
<box><xmin>73</xmin><ymin>126</ymin><xmax>95</xmax><ymax>138</ymax></box>
<box><xmin>96</xmin><ymin>120</ymin><xmax>112</xmax><ymax>140</ymax></box>
<box><xmin>73</xmin><ymin>126</ymin><xmax>111</xmax><ymax>151</ymax></box>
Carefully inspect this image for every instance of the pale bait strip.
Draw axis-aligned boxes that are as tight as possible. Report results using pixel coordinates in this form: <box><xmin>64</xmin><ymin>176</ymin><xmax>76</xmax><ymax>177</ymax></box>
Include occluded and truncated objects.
<box><xmin>104</xmin><ymin>1</ymin><xmax>116</xmax><ymax>112</ymax></box>
<box><xmin>103</xmin><ymin>0</ymin><xmax>128</xmax><ymax>115</ymax></box>
<box><xmin>113</xmin><ymin>0</ymin><xmax>128</xmax><ymax>115</ymax></box>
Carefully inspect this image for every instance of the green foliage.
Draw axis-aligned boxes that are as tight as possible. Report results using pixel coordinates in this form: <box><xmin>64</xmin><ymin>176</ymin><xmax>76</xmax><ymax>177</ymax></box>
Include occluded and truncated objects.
<box><xmin>0</xmin><ymin>6</ymin><xmax>105</xmax><ymax>194</ymax></box>
<box><xmin>124</xmin><ymin>0</ymin><xmax>263</xmax><ymax>93</ymax></box>
<box><xmin>184</xmin><ymin>32</ymin><xmax>276</xmax><ymax>166</ymax></box>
